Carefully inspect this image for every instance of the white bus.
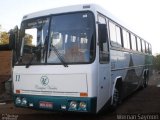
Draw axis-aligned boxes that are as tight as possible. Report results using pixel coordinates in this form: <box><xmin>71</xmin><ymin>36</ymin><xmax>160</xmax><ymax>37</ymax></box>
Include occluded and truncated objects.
<box><xmin>10</xmin><ymin>4</ymin><xmax>152</xmax><ymax>113</ymax></box>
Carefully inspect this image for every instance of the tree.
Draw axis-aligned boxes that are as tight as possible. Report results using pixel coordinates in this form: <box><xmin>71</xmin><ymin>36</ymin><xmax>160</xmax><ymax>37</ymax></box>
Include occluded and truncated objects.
<box><xmin>0</xmin><ymin>32</ymin><xmax>9</xmax><ymax>45</ymax></box>
<box><xmin>0</xmin><ymin>25</ymin><xmax>9</xmax><ymax>45</ymax></box>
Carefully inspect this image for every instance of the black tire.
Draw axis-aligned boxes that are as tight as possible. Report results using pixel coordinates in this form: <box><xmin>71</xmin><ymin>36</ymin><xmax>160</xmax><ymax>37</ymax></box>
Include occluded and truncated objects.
<box><xmin>142</xmin><ymin>76</ymin><xmax>148</xmax><ymax>88</ymax></box>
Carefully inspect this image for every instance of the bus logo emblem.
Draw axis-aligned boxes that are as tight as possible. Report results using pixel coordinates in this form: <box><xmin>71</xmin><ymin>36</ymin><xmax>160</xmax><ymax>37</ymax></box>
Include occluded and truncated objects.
<box><xmin>40</xmin><ymin>76</ymin><xmax>49</xmax><ymax>86</ymax></box>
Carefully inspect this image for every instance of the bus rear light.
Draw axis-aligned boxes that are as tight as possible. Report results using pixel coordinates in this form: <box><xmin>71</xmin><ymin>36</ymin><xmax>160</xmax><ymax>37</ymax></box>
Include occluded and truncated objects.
<box><xmin>80</xmin><ymin>92</ymin><xmax>88</xmax><ymax>97</ymax></box>
<box><xmin>16</xmin><ymin>90</ymin><xmax>21</xmax><ymax>94</ymax></box>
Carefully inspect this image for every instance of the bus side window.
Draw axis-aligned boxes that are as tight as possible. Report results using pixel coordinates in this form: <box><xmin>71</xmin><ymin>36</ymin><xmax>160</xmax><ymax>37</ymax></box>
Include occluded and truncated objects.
<box><xmin>109</xmin><ymin>21</ymin><xmax>122</xmax><ymax>47</ymax></box>
<box><xmin>149</xmin><ymin>44</ymin><xmax>152</xmax><ymax>54</ymax></box>
<box><xmin>145</xmin><ymin>42</ymin><xmax>149</xmax><ymax>53</ymax></box>
<box><xmin>131</xmin><ymin>34</ymin><xmax>137</xmax><ymax>51</ymax></box>
<box><xmin>122</xmin><ymin>29</ymin><xmax>130</xmax><ymax>49</ymax></box>
<box><xmin>141</xmin><ymin>40</ymin><xmax>146</xmax><ymax>53</ymax></box>
<box><xmin>137</xmin><ymin>37</ymin><xmax>141</xmax><ymax>52</ymax></box>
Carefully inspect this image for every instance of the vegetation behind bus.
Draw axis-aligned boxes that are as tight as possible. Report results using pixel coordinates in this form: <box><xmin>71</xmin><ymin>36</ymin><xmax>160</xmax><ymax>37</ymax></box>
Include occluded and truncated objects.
<box><xmin>0</xmin><ymin>25</ymin><xmax>9</xmax><ymax>47</ymax></box>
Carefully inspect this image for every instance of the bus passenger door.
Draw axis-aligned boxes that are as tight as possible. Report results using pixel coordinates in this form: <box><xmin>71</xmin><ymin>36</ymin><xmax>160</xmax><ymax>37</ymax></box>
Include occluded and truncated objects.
<box><xmin>97</xmin><ymin>15</ymin><xmax>111</xmax><ymax>111</ymax></box>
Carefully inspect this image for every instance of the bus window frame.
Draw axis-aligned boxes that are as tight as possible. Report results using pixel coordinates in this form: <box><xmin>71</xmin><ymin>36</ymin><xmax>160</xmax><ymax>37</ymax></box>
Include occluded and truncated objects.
<box><xmin>97</xmin><ymin>14</ymin><xmax>110</xmax><ymax>64</ymax></box>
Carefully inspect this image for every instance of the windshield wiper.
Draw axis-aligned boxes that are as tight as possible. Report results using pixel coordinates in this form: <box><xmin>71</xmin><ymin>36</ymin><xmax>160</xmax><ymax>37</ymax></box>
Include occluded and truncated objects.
<box><xmin>51</xmin><ymin>45</ymin><xmax>68</xmax><ymax>67</ymax></box>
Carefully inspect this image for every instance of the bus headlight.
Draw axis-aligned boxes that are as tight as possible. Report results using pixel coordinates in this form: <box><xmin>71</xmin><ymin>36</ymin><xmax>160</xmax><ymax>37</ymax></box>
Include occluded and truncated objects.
<box><xmin>69</xmin><ymin>101</ymin><xmax>78</xmax><ymax>110</ymax></box>
<box><xmin>79</xmin><ymin>102</ymin><xmax>87</xmax><ymax>110</ymax></box>
<box><xmin>21</xmin><ymin>98</ymin><xmax>27</xmax><ymax>106</ymax></box>
<box><xmin>15</xmin><ymin>97</ymin><xmax>21</xmax><ymax>105</ymax></box>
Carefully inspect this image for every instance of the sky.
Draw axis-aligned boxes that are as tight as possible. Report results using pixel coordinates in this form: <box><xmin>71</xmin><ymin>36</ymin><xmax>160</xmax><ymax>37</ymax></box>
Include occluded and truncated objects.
<box><xmin>0</xmin><ymin>0</ymin><xmax>160</xmax><ymax>55</ymax></box>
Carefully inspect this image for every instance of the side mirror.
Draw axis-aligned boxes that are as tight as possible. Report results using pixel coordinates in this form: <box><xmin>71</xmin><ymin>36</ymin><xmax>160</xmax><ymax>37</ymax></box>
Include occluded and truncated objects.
<box><xmin>98</xmin><ymin>24</ymin><xmax>107</xmax><ymax>43</ymax></box>
<box><xmin>9</xmin><ymin>26</ymin><xmax>19</xmax><ymax>66</ymax></box>
<box><xmin>9</xmin><ymin>26</ymin><xmax>19</xmax><ymax>50</ymax></box>
<box><xmin>9</xmin><ymin>30</ymin><xmax>15</xmax><ymax>50</ymax></box>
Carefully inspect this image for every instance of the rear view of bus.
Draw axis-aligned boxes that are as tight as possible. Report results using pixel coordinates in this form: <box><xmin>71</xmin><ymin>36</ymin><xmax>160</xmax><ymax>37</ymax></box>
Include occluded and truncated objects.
<box><xmin>13</xmin><ymin>4</ymin><xmax>100</xmax><ymax>113</ymax></box>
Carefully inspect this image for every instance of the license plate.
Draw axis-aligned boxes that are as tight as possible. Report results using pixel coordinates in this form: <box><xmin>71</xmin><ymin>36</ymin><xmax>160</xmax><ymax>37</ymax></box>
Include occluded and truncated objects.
<box><xmin>39</xmin><ymin>101</ymin><xmax>53</xmax><ymax>109</ymax></box>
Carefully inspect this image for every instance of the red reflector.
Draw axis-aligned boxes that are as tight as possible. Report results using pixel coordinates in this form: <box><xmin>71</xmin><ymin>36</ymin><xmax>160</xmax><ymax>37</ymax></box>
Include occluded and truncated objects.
<box><xmin>80</xmin><ymin>92</ymin><xmax>88</xmax><ymax>97</ymax></box>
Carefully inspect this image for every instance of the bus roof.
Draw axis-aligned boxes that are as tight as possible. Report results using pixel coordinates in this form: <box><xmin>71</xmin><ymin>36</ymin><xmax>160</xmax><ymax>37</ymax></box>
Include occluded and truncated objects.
<box><xmin>22</xmin><ymin>4</ymin><xmax>120</xmax><ymax>23</ymax></box>
<box><xmin>22</xmin><ymin>4</ymin><xmax>126</xmax><ymax>32</ymax></box>
<box><xmin>22</xmin><ymin>4</ymin><xmax>148</xmax><ymax>43</ymax></box>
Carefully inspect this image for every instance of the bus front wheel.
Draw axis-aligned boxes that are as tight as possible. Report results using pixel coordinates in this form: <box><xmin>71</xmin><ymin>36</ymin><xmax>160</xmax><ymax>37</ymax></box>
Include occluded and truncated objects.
<box><xmin>110</xmin><ymin>87</ymin><xmax>120</xmax><ymax>110</ymax></box>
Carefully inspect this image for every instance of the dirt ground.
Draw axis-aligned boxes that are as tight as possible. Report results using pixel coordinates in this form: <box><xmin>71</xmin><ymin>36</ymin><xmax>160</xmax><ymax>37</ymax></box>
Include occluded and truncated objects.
<box><xmin>0</xmin><ymin>71</ymin><xmax>160</xmax><ymax>120</ymax></box>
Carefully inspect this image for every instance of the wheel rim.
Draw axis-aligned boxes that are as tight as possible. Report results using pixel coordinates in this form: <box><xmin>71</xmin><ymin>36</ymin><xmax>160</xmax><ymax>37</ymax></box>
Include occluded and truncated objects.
<box><xmin>143</xmin><ymin>77</ymin><xmax>148</xmax><ymax>88</ymax></box>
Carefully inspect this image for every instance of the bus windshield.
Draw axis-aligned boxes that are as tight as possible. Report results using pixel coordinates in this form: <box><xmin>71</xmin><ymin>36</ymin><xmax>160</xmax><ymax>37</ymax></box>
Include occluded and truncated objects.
<box><xmin>19</xmin><ymin>12</ymin><xmax>95</xmax><ymax>66</ymax></box>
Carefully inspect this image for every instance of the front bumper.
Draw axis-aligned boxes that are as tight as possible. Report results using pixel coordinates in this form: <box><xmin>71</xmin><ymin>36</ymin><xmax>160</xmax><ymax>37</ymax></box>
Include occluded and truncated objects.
<box><xmin>14</xmin><ymin>94</ymin><xmax>97</xmax><ymax>113</ymax></box>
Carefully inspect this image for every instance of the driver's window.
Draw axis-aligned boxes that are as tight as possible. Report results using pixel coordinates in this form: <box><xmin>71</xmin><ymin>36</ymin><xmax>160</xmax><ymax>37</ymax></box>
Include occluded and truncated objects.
<box><xmin>98</xmin><ymin>14</ymin><xmax>109</xmax><ymax>64</ymax></box>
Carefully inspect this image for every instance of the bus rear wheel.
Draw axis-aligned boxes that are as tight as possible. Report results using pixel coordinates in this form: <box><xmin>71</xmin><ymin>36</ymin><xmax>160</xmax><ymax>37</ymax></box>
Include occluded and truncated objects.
<box><xmin>143</xmin><ymin>76</ymin><xmax>148</xmax><ymax>88</ymax></box>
